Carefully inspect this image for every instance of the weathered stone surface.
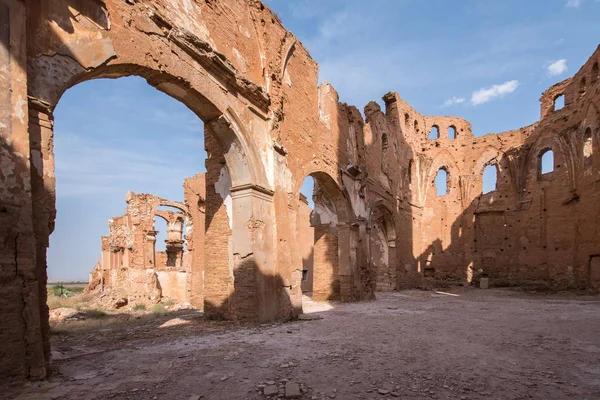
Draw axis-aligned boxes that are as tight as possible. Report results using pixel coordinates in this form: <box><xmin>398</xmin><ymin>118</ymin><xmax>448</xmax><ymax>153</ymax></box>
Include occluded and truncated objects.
<box><xmin>285</xmin><ymin>382</ymin><xmax>301</xmax><ymax>398</ymax></box>
<box><xmin>263</xmin><ymin>385</ymin><xmax>278</xmax><ymax>396</ymax></box>
<box><xmin>48</xmin><ymin>308</ymin><xmax>79</xmax><ymax>323</ymax></box>
<box><xmin>0</xmin><ymin>0</ymin><xmax>599</xmax><ymax>383</ymax></box>
<box><xmin>56</xmin><ymin>38</ymin><xmax>116</xmax><ymax>69</ymax></box>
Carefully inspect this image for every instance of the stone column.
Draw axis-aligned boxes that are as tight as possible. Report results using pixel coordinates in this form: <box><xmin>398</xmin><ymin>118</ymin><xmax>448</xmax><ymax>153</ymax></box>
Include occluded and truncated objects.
<box><xmin>144</xmin><ymin>230</ymin><xmax>157</xmax><ymax>268</ymax></box>
<box><xmin>0</xmin><ymin>0</ymin><xmax>48</xmax><ymax>381</ymax></box>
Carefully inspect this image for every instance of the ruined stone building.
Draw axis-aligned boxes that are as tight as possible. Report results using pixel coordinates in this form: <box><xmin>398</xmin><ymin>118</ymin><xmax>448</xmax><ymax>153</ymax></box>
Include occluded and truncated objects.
<box><xmin>0</xmin><ymin>0</ymin><xmax>599</xmax><ymax>382</ymax></box>
<box><xmin>86</xmin><ymin>174</ymin><xmax>206</xmax><ymax>305</ymax></box>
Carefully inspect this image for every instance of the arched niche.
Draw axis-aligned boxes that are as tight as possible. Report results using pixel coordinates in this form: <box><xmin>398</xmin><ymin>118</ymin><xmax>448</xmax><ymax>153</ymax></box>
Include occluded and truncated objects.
<box><xmin>367</xmin><ymin>202</ymin><xmax>397</xmax><ymax>292</ymax></box>
<box><xmin>473</xmin><ymin>147</ymin><xmax>502</xmax><ymax>196</ymax></box>
<box><xmin>296</xmin><ymin>170</ymin><xmax>356</xmax><ymax>302</ymax></box>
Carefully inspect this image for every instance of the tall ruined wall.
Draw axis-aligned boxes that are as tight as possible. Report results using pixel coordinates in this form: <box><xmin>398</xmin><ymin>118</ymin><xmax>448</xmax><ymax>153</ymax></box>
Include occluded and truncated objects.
<box><xmin>0</xmin><ymin>0</ymin><xmax>599</xmax><ymax>382</ymax></box>
<box><xmin>408</xmin><ymin>47</ymin><xmax>600</xmax><ymax>288</ymax></box>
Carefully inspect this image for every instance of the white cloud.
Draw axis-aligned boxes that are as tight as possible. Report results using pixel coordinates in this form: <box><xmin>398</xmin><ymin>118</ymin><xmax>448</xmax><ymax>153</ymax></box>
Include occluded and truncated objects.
<box><xmin>442</xmin><ymin>96</ymin><xmax>466</xmax><ymax>108</ymax></box>
<box><xmin>547</xmin><ymin>59</ymin><xmax>568</xmax><ymax>76</ymax></box>
<box><xmin>566</xmin><ymin>0</ymin><xmax>582</xmax><ymax>7</ymax></box>
<box><xmin>471</xmin><ymin>80</ymin><xmax>519</xmax><ymax>106</ymax></box>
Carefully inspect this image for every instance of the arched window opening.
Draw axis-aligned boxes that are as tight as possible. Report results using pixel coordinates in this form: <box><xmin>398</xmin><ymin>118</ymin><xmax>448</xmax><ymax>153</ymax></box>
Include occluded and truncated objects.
<box><xmin>155</xmin><ymin>205</ymin><xmax>187</xmax><ymax>251</ymax></box>
<box><xmin>580</xmin><ymin>77</ymin><xmax>587</xmax><ymax>97</ymax></box>
<box><xmin>540</xmin><ymin>149</ymin><xmax>554</xmax><ymax>175</ymax></box>
<box><xmin>435</xmin><ymin>168</ymin><xmax>448</xmax><ymax>196</ymax></box>
<box><xmin>428</xmin><ymin>125</ymin><xmax>440</xmax><ymax>140</ymax></box>
<box><xmin>554</xmin><ymin>95</ymin><xmax>565</xmax><ymax>111</ymax></box>
<box><xmin>448</xmin><ymin>126</ymin><xmax>457</xmax><ymax>140</ymax></box>
<box><xmin>153</xmin><ymin>216</ymin><xmax>168</xmax><ymax>253</ymax></box>
<box><xmin>404</xmin><ymin>113</ymin><xmax>410</xmax><ymax>127</ymax></box>
<box><xmin>482</xmin><ymin>163</ymin><xmax>497</xmax><ymax>194</ymax></box>
<box><xmin>592</xmin><ymin>62</ymin><xmax>599</xmax><ymax>84</ymax></box>
<box><xmin>583</xmin><ymin>128</ymin><xmax>593</xmax><ymax>169</ymax></box>
<box><xmin>414</xmin><ymin>120</ymin><xmax>419</xmax><ymax>133</ymax></box>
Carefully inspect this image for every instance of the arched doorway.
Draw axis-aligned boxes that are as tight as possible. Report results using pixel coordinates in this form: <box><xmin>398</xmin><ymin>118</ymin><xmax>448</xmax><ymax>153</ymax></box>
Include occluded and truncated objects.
<box><xmin>297</xmin><ymin>171</ymin><xmax>354</xmax><ymax>302</ymax></box>
<box><xmin>27</xmin><ymin>64</ymin><xmax>270</xmax><ymax>379</ymax></box>
<box><xmin>368</xmin><ymin>203</ymin><xmax>397</xmax><ymax>292</ymax></box>
<box><xmin>3</xmin><ymin>0</ymin><xmax>280</xmax><ymax>381</ymax></box>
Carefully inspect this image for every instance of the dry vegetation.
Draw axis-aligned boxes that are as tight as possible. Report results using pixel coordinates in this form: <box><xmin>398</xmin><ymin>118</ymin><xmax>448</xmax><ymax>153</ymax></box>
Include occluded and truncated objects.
<box><xmin>46</xmin><ymin>285</ymin><xmax>178</xmax><ymax>333</ymax></box>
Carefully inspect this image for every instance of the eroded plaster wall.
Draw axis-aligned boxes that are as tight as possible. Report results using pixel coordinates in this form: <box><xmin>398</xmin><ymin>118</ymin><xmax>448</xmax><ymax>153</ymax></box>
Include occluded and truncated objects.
<box><xmin>0</xmin><ymin>0</ymin><xmax>599</xmax><ymax>382</ymax></box>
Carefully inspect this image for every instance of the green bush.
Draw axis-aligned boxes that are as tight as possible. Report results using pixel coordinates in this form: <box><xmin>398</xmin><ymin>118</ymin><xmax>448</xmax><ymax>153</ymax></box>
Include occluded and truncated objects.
<box><xmin>49</xmin><ymin>284</ymin><xmax>74</xmax><ymax>298</ymax></box>
<box><xmin>132</xmin><ymin>304</ymin><xmax>146</xmax><ymax>311</ymax></box>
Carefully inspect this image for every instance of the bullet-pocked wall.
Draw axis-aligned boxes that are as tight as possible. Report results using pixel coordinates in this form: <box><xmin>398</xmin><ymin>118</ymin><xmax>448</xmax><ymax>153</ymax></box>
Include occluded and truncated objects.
<box><xmin>0</xmin><ymin>0</ymin><xmax>599</xmax><ymax>382</ymax></box>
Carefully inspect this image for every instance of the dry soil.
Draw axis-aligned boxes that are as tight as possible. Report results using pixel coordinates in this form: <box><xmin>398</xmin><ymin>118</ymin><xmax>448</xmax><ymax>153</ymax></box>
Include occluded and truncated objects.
<box><xmin>5</xmin><ymin>288</ymin><xmax>600</xmax><ymax>400</ymax></box>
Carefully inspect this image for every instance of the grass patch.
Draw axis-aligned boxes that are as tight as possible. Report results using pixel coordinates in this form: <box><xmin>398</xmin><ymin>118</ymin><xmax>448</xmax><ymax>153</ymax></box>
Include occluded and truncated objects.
<box><xmin>151</xmin><ymin>304</ymin><xmax>168</xmax><ymax>314</ymax></box>
<box><xmin>132</xmin><ymin>303</ymin><xmax>146</xmax><ymax>311</ymax></box>
<box><xmin>47</xmin><ymin>293</ymin><xmax>95</xmax><ymax>310</ymax></box>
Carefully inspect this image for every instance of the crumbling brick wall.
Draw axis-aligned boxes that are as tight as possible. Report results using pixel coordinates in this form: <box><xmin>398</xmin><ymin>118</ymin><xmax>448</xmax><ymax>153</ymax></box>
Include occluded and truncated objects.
<box><xmin>0</xmin><ymin>0</ymin><xmax>599</xmax><ymax>381</ymax></box>
<box><xmin>86</xmin><ymin>188</ymin><xmax>199</xmax><ymax>305</ymax></box>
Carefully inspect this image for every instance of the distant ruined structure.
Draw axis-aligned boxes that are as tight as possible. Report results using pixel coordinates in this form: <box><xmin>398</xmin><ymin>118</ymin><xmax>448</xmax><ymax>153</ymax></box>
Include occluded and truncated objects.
<box><xmin>86</xmin><ymin>174</ymin><xmax>206</xmax><ymax>305</ymax></box>
<box><xmin>0</xmin><ymin>0</ymin><xmax>599</xmax><ymax>382</ymax></box>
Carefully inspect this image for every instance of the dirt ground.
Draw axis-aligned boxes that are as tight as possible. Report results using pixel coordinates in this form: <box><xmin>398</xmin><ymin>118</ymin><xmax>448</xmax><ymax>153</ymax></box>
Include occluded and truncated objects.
<box><xmin>5</xmin><ymin>288</ymin><xmax>600</xmax><ymax>400</ymax></box>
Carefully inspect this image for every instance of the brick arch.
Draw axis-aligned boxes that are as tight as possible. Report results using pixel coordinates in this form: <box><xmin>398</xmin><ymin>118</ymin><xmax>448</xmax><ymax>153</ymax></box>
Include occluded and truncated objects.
<box><xmin>528</xmin><ymin>135</ymin><xmax>561</xmax><ymax>184</ymax></box>
<box><xmin>425</xmin><ymin>150</ymin><xmax>460</xmax><ymax>204</ymax></box>
<box><xmin>473</xmin><ymin>146</ymin><xmax>502</xmax><ymax>175</ymax></box>
<box><xmin>296</xmin><ymin>166</ymin><xmax>355</xmax><ymax>225</ymax></box>
<box><xmin>367</xmin><ymin>201</ymin><xmax>398</xmax><ymax>292</ymax></box>
<box><xmin>24</xmin><ymin>2</ymin><xmax>276</xmax><ymax>380</ymax></box>
<box><xmin>32</xmin><ymin>63</ymin><xmax>267</xmax><ymax>190</ymax></box>
<box><xmin>582</xmin><ymin>102</ymin><xmax>600</xmax><ymax>133</ymax></box>
<box><xmin>296</xmin><ymin>170</ymin><xmax>356</xmax><ymax>302</ymax></box>
<box><xmin>155</xmin><ymin>201</ymin><xmax>190</xmax><ymax>219</ymax></box>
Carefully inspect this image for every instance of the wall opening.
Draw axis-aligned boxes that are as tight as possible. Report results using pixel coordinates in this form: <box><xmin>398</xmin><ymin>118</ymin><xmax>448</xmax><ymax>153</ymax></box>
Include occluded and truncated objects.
<box><xmin>298</xmin><ymin>176</ymin><xmax>315</xmax><ymax>295</ymax></box>
<box><xmin>583</xmin><ymin>128</ymin><xmax>593</xmax><ymax>169</ymax></box>
<box><xmin>540</xmin><ymin>149</ymin><xmax>554</xmax><ymax>175</ymax></box>
<box><xmin>404</xmin><ymin>113</ymin><xmax>410</xmax><ymax>127</ymax></box>
<box><xmin>448</xmin><ymin>126</ymin><xmax>457</xmax><ymax>140</ymax></box>
<box><xmin>154</xmin><ymin>216</ymin><xmax>168</xmax><ymax>252</ymax></box>
<box><xmin>414</xmin><ymin>120</ymin><xmax>419</xmax><ymax>133</ymax></box>
<box><xmin>482</xmin><ymin>163</ymin><xmax>497</xmax><ymax>194</ymax></box>
<box><xmin>428</xmin><ymin>125</ymin><xmax>440</xmax><ymax>140</ymax></box>
<box><xmin>435</xmin><ymin>168</ymin><xmax>448</xmax><ymax>196</ymax></box>
<box><xmin>580</xmin><ymin>77</ymin><xmax>587</xmax><ymax>97</ymax></box>
<box><xmin>370</xmin><ymin>205</ymin><xmax>397</xmax><ymax>292</ymax></box>
<box><xmin>50</xmin><ymin>76</ymin><xmax>205</xmax><ymax>282</ymax></box>
<box><xmin>592</xmin><ymin>62</ymin><xmax>599</xmax><ymax>84</ymax></box>
<box><xmin>297</xmin><ymin>172</ymin><xmax>351</xmax><ymax>302</ymax></box>
<box><xmin>554</xmin><ymin>95</ymin><xmax>565</xmax><ymax>111</ymax></box>
<box><xmin>48</xmin><ymin>76</ymin><xmax>208</xmax><ymax>345</ymax></box>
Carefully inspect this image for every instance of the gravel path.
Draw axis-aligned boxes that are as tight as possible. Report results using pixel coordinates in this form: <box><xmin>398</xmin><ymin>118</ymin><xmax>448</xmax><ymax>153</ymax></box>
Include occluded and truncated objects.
<box><xmin>7</xmin><ymin>288</ymin><xmax>600</xmax><ymax>399</ymax></box>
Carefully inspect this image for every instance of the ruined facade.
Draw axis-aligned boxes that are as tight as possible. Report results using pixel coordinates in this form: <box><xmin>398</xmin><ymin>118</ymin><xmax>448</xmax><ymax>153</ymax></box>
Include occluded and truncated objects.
<box><xmin>0</xmin><ymin>0</ymin><xmax>599</xmax><ymax>382</ymax></box>
<box><xmin>86</xmin><ymin>174</ymin><xmax>206</xmax><ymax>306</ymax></box>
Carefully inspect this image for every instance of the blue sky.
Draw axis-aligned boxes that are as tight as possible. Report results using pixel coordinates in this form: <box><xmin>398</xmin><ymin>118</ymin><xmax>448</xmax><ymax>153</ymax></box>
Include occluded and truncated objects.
<box><xmin>48</xmin><ymin>0</ymin><xmax>599</xmax><ymax>280</ymax></box>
